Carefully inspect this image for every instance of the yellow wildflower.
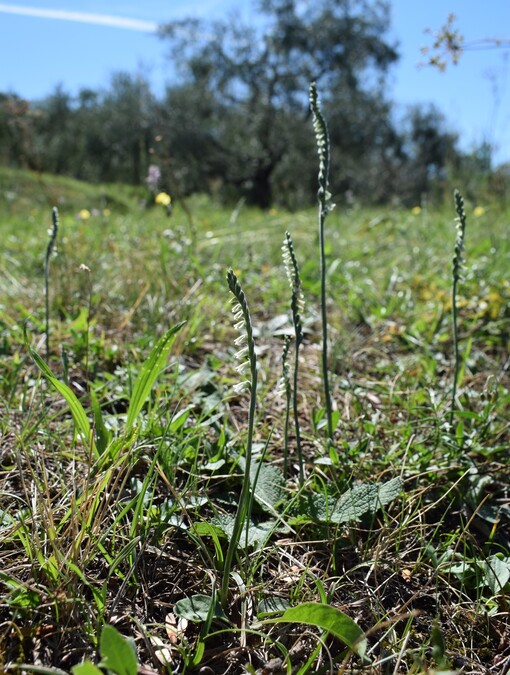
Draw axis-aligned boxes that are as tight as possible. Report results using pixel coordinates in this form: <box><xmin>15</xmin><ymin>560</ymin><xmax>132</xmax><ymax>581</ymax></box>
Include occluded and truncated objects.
<box><xmin>411</xmin><ymin>206</ymin><xmax>421</xmax><ymax>215</ymax></box>
<box><xmin>473</xmin><ymin>206</ymin><xmax>485</xmax><ymax>217</ymax></box>
<box><xmin>79</xmin><ymin>209</ymin><xmax>91</xmax><ymax>220</ymax></box>
<box><xmin>102</xmin><ymin>208</ymin><xmax>111</xmax><ymax>217</ymax></box>
<box><xmin>155</xmin><ymin>192</ymin><xmax>171</xmax><ymax>206</ymax></box>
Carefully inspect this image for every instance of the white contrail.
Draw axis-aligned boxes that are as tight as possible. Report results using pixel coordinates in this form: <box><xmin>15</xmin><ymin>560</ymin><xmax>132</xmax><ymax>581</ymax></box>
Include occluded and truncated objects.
<box><xmin>0</xmin><ymin>3</ymin><xmax>158</xmax><ymax>31</ymax></box>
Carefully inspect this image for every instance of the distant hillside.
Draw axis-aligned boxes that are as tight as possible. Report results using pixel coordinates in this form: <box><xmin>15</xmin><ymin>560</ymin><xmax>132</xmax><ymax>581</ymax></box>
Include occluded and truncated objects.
<box><xmin>0</xmin><ymin>166</ymin><xmax>145</xmax><ymax>216</ymax></box>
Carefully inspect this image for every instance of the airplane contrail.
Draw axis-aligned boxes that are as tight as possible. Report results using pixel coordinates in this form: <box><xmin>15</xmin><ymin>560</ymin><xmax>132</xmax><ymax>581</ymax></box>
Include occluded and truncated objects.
<box><xmin>0</xmin><ymin>3</ymin><xmax>158</xmax><ymax>31</ymax></box>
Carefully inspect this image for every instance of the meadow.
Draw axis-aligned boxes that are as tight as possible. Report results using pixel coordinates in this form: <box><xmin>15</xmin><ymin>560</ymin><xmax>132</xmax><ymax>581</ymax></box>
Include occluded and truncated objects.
<box><xmin>0</xmin><ymin>157</ymin><xmax>509</xmax><ymax>674</ymax></box>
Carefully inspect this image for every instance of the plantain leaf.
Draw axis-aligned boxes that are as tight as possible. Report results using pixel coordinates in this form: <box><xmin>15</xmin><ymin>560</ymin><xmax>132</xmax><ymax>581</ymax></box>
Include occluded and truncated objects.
<box><xmin>304</xmin><ymin>478</ymin><xmax>403</xmax><ymax>525</ymax></box>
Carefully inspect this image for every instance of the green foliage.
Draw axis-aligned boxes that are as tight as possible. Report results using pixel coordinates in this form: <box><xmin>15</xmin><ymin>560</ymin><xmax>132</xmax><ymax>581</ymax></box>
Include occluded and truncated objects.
<box><xmin>25</xmin><ymin>325</ymin><xmax>96</xmax><ymax>454</ymax></box>
<box><xmin>24</xmin><ymin>319</ymin><xmax>186</xmax><ymax>459</ymax></box>
<box><xmin>98</xmin><ymin>625</ymin><xmax>138</xmax><ymax>675</ymax></box>
<box><xmin>1</xmin><ymin>128</ymin><xmax>509</xmax><ymax>674</ymax></box>
<box><xmin>300</xmin><ymin>478</ymin><xmax>403</xmax><ymax>525</ymax></box>
<box><xmin>125</xmin><ymin>321</ymin><xmax>186</xmax><ymax>431</ymax></box>
<box><xmin>264</xmin><ymin>602</ymin><xmax>367</xmax><ymax>660</ymax></box>
<box><xmin>1</xmin><ymin>1</ymin><xmax>476</xmax><ymax>207</ymax></box>
<box><xmin>174</xmin><ymin>594</ymin><xmax>228</xmax><ymax>624</ymax></box>
<box><xmin>310</xmin><ymin>83</ymin><xmax>334</xmax><ymax>443</ymax></box>
<box><xmin>71</xmin><ymin>626</ymin><xmax>138</xmax><ymax>675</ymax></box>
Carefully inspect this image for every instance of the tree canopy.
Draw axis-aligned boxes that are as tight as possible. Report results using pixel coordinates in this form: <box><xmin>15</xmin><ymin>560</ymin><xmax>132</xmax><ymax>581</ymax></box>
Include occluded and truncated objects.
<box><xmin>0</xmin><ymin>0</ymin><xmax>474</xmax><ymax>207</ymax></box>
<box><xmin>158</xmin><ymin>0</ymin><xmax>400</xmax><ymax>206</ymax></box>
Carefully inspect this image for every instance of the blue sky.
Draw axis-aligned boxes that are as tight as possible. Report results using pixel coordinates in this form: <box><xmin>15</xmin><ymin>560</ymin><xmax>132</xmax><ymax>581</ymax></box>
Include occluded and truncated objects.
<box><xmin>1</xmin><ymin>0</ymin><xmax>510</xmax><ymax>164</ymax></box>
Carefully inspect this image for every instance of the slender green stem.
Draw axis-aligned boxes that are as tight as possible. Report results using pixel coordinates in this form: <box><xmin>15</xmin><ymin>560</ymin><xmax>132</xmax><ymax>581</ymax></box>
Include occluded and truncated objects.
<box><xmin>221</xmin><ymin>269</ymin><xmax>257</xmax><ymax>610</ymax></box>
<box><xmin>44</xmin><ymin>207</ymin><xmax>59</xmax><ymax>361</ymax></box>
<box><xmin>318</xmin><ymin>205</ymin><xmax>333</xmax><ymax>442</ymax></box>
<box><xmin>292</xmin><ymin>340</ymin><xmax>304</xmax><ymax>485</ymax></box>
<box><xmin>281</xmin><ymin>335</ymin><xmax>292</xmax><ymax>478</ymax></box>
<box><xmin>451</xmin><ymin>273</ymin><xmax>460</xmax><ymax>426</ymax></box>
<box><xmin>310</xmin><ymin>83</ymin><xmax>335</xmax><ymax>443</ymax></box>
<box><xmin>450</xmin><ymin>189</ymin><xmax>467</xmax><ymax>428</ymax></box>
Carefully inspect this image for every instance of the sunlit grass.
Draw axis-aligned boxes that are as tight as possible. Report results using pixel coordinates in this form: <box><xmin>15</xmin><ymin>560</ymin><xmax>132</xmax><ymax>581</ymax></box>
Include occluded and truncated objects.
<box><xmin>0</xmin><ymin>167</ymin><xmax>509</xmax><ymax>673</ymax></box>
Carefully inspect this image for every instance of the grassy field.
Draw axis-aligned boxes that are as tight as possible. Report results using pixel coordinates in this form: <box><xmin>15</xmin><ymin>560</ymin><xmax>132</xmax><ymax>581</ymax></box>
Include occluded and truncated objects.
<box><xmin>0</xmin><ymin>167</ymin><xmax>509</xmax><ymax>674</ymax></box>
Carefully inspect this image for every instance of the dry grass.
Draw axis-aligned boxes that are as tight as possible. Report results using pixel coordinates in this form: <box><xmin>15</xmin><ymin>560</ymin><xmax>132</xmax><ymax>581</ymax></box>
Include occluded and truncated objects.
<box><xmin>0</xmin><ymin>172</ymin><xmax>509</xmax><ymax>674</ymax></box>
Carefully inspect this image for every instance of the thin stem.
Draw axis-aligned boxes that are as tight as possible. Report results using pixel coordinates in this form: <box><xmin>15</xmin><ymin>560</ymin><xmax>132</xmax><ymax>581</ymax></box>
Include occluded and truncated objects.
<box><xmin>281</xmin><ymin>335</ymin><xmax>292</xmax><ymax>479</ymax></box>
<box><xmin>292</xmin><ymin>340</ymin><xmax>304</xmax><ymax>485</ymax></box>
<box><xmin>318</xmin><ymin>206</ymin><xmax>333</xmax><ymax>442</ymax></box>
<box><xmin>44</xmin><ymin>207</ymin><xmax>59</xmax><ymax>361</ymax></box>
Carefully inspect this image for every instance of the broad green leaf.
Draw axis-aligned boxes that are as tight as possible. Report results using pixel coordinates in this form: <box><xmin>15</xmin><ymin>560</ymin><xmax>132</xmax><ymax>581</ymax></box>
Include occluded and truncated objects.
<box><xmin>304</xmin><ymin>478</ymin><xmax>403</xmax><ymax>525</ymax></box>
<box><xmin>99</xmin><ymin>625</ymin><xmax>138</xmax><ymax>675</ymax></box>
<box><xmin>25</xmin><ymin>334</ymin><xmax>95</xmax><ymax>455</ymax></box>
<box><xmin>125</xmin><ymin>321</ymin><xmax>185</xmax><ymax>430</ymax></box>
<box><xmin>265</xmin><ymin>602</ymin><xmax>367</xmax><ymax>659</ymax></box>
<box><xmin>174</xmin><ymin>594</ymin><xmax>228</xmax><ymax>623</ymax></box>
<box><xmin>72</xmin><ymin>662</ymin><xmax>104</xmax><ymax>675</ymax></box>
<box><xmin>331</xmin><ymin>477</ymin><xmax>403</xmax><ymax>523</ymax></box>
<box><xmin>213</xmin><ymin>513</ymin><xmax>280</xmax><ymax>550</ymax></box>
<box><xmin>480</xmin><ymin>555</ymin><xmax>510</xmax><ymax>594</ymax></box>
<box><xmin>238</xmin><ymin>458</ymin><xmax>286</xmax><ymax>512</ymax></box>
<box><xmin>258</xmin><ymin>596</ymin><xmax>291</xmax><ymax>617</ymax></box>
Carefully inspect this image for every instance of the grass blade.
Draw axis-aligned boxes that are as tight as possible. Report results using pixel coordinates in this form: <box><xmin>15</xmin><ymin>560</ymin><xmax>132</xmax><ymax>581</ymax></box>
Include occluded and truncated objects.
<box><xmin>25</xmin><ymin>327</ymin><xmax>95</xmax><ymax>455</ymax></box>
<box><xmin>125</xmin><ymin>321</ymin><xmax>185</xmax><ymax>431</ymax></box>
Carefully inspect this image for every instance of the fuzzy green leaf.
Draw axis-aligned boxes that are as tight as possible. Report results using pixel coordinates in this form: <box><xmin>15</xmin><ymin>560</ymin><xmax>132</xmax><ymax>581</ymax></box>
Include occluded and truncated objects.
<box><xmin>332</xmin><ymin>477</ymin><xmax>403</xmax><ymax>523</ymax></box>
<box><xmin>238</xmin><ymin>458</ymin><xmax>287</xmax><ymax>512</ymax></box>
<box><xmin>213</xmin><ymin>513</ymin><xmax>280</xmax><ymax>550</ymax></box>
<box><xmin>305</xmin><ymin>478</ymin><xmax>403</xmax><ymax>524</ymax></box>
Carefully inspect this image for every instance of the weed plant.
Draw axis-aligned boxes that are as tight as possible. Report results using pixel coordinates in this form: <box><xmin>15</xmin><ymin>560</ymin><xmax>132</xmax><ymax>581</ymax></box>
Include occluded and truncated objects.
<box><xmin>0</xmin><ymin>103</ymin><xmax>509</xmax><ymax>673</ymax></box>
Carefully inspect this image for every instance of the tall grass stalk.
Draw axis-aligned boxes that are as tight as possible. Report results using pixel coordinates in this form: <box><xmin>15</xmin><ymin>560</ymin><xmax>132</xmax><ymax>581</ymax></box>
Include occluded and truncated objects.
<box><xmin>44</xmin><ymin>207</ymin><xmax>59</xmax><ymax>360</ymax></box>
<box><xmin>450</xmin><ymin>189</ymin><xmax>467</xmax><ymax>427</ymax></box>
<box><xmin>282</xmin><ymin>231</ymin><xmax>305</xmax><ymax>484</ymax></box>
<box><xmin>281</xmin><ymin>335</ymin><xmax>292</xmax><ymax>478</ymax></box>
<box><xmin>309</xmin><ymin>82</ymin><xmax>335</xmax><ymax>443</ymax></box>
<box><xmin>221</xmin><ymin>269</ymin><xmax>258</xmax><ymax>609</ymax></box>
